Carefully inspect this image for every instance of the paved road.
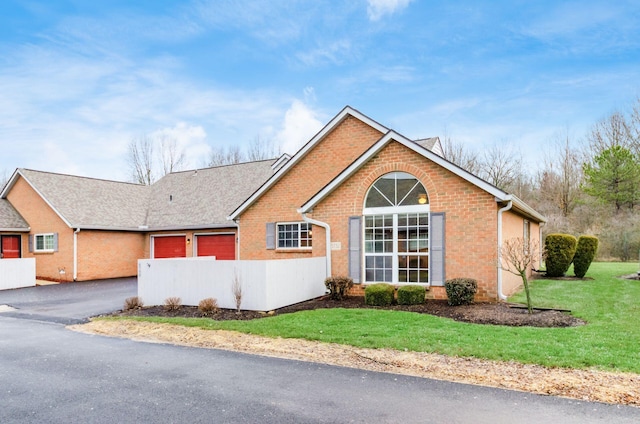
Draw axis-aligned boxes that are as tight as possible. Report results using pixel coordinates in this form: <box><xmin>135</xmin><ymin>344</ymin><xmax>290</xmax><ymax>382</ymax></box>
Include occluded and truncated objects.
<box><xmin>0</xmin><ymin>278</ymin><xmax>136</xmax><ymax>324</ymax></box>
<box><xmin>1</xmin><ymin>282</ymin><xmax>638</xmax><ymax>423</ymax></box>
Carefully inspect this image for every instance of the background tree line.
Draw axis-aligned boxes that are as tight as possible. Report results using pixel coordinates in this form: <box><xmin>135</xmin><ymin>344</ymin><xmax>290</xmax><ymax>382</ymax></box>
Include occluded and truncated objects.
<box><xmin>442</xmin><ymin>97</ymin><xmax>640</xmax><ymax>261</ymax></box>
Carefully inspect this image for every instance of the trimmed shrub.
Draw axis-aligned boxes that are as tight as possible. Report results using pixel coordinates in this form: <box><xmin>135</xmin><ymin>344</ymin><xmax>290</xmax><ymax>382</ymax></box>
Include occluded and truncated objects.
<box><xmin>573</xmin><ymin>235</ymin><xmax>599</xmax><ymax>278</ymax></box>
<box><xmin>364</xmin><ymin>283</ymin><xmax>395</xmax><ymax>306</ymax></box>
<box><xmin>164</xmin><ymin>296</ymin><xmax>182</xmax><ymax>311</ymax></box>
<box><xmin>544</xmin><ymin>233</ymin><xmax>578</xmax><ymax>277</ymax></box>
<box><xmin>397</xmin><ymin>285</ymin><xmax>426</xmax><ymax>305</ymax></box>
<box><xmin>324</xmin><ymin>276</ymin><xmax>354</xmax><ymax>300</ymax></box>
<box><xmin>445</xmin><ymin>278</ymin><xmax>477</xmax><ymax>306</ymax></box>
<box><xmin>124</xmin><ymin>296</ymin><xmax>143</xmax><ymax>310</ymax></box>
<box><xmin>198</xmin><ymin>297</ymin><xmax>219</xmax><ymax>316</ymax></box>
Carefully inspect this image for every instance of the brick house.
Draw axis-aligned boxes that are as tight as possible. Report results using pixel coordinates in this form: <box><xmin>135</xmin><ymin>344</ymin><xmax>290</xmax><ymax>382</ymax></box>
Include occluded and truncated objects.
<box><xmin>229</xmin><ymin>106</ymin><xmax>545</xmax><ymax>301</ymax></box>
<box><xmin>0</xmin><ymin>106</ymin><xmax>544</xmax><ymax>300</ymax></box>
<box><xmin>0</xmin><ymin>161</ymin><xmax>276</xmax><ymax>282</ymax></box>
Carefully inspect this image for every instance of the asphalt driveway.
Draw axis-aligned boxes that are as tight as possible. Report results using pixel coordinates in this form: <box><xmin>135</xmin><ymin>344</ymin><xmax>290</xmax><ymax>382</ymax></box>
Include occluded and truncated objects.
<box><xmin>0</xmin><ymin>278</ymin><xmax>136</xmax><ymax>324</ymax></box>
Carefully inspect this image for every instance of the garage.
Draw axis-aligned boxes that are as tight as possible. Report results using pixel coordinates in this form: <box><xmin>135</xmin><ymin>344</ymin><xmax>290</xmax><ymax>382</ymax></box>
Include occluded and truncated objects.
<box><xmin>153</xmin><ymin>235</ymin><xmax>186</xmax><ymax>259</ymax></box>
<box><xmin>196</xmin><ymin>234</ymin><xmax>235</xmax><ymax>260</ymax></box>
<box><xmin>1</xmin><ymin>235</ymin><xmax>21</xmax><ymax>259</ymax></box>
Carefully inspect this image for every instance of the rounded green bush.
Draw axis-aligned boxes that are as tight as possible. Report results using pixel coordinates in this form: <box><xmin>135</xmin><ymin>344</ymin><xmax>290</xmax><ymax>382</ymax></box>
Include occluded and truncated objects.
<box><xmin>397</xmin><ymin>285</ymin><xmax>426</xmax><ymax>305</ymax></box>
<box><xmin>544</xmin><ymin>233</ymin><xmax>578</xmax><ymax>277</ymax></box>
<box><xmin>573</xmin><ymin>235</ymin><xmax>599</xmax><ymax>278</ymax></box>
<box><xmin>444</xmin><ymin>278</ymin><xmax>477</xmax><ymax>306</ymax></box>
<box><xmin>364</xmin><ymin>283</ymin><xmax>395</xmax><ymax>306</ymax></box>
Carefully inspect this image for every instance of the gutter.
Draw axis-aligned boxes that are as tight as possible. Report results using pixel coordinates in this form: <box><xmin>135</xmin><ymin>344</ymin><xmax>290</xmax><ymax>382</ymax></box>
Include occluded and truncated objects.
<box><xmin>496</xmin><ymin>200</ymin><xmax>512</xmax><ymax>301</ymax></box>
<box><xmin>73</xmin><ymin>228</ymin><xmax>80</xmax><ymax>281</ymax></box>
<box><xmin>300</xmin><ymin>213</ymin><xmax>331</xmax><ymax>277</ymax></box>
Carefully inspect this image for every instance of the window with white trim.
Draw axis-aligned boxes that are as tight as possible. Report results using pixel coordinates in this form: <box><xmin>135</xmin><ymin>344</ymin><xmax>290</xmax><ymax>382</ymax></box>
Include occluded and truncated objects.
<box><xmin>363</xmin><ymin>172</ymin><xmax>430</xmax><ymax>284</ymax></box>
<box><xmin>34</xmin><ymin>233</ymin><xmax>55</xmax><ymax>252</ymax></box>
<box><xmin>277</xmin><ymin>222</ymin><xmax>312</xmax><ymax>249</ymax></box>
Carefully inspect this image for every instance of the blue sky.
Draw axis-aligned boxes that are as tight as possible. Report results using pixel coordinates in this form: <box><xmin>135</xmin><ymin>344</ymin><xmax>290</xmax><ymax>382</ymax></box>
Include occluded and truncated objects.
<box><xmin>1</xmin><ymin>0</ymin><xmax>639</xmax><ymax>181</ymax></box>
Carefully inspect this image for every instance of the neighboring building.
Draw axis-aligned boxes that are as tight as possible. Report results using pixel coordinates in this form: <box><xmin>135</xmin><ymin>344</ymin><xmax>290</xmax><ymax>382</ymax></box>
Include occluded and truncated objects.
<box><xmin>0</xmin><ymin>106</ymin><xmax>545</xmax><ymax>300</ymax></box>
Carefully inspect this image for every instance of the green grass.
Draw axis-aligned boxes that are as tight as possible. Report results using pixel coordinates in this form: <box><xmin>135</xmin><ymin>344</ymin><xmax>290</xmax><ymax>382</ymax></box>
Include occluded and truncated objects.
<box><xmin>105</xmin><ymin>262</ymin><xmax>640</xmax><ymax>373</ymax></box>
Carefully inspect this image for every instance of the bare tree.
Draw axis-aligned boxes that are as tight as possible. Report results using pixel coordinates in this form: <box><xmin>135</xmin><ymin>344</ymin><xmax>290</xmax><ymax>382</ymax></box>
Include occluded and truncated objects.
<box><xmin>159</xmin><ymin>135</ymin><xmax>186</xmax><ymax>175</ymax></box>
<box><xmin>128</xmin><ymin>134</ymin><xmax>187</xmax><ymax>185</ymax></box>
<box><xmin>586</xmin><ymin>111</ymin><xmax>633</xmax><ymax>158</ymax></box>
<box><xmin>537</xmin><ymin>130</ymin><xmax>583</xmax><ymax>218</ymax></box>
<box><xmin>247</xmin><ymin>136</ymin><xmax>279</xmax><ymax>162</ymax></box>
<box><xmin>231</xmin><ymin>270</ymin><xmax>243</xmax><ymax>313</ymax></box>
<box><xmin>0</xmin><ymin>168</ymin><xmax>10</xmax><ymax>189</ymax></box>
<box><xmin>440</xmin><ymin>130</ymin><xmax>481</xmax><ymax>175</ymax></box>
<box><xmin>207</xmin><ymin>145</ymin><xmax>244</xmax><ymax>167</ymax></box>
<box><xmin>479</xmin><ymin>143</ymin><xmax>522</xmax><ymax>191</ymax></box>
<box><xmin>499</xmin><ymin>237</ymin><xmax>540</xmax><ymax>314</ymax></box>
<box><xmin>128</xmin><ymin>136</ymin><xmax>155</xmax><ymax>185</ymax></box>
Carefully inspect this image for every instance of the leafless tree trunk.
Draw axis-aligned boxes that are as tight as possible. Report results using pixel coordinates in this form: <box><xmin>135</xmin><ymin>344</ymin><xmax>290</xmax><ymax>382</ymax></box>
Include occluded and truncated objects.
<box><xmin>128</xmin><ymin>135</ymin><xmax>186</xmax><ymax>185</ymax></box>
<box><xmin>499</xmin><ymin>237</ymin><xmax>540</xmax><ymax>314</ymax></box>
<box><xmin>479</xmin><ymin>143</ymin><xmax>522</xmax><ymax>191</ymax></box>
<box><xmin>247</xmin><ymin>136</ymin><xmax>279</xmax><ymax>162</ymax></box>
<box><xmin>128</xmin><ymin>136</ymin><xmax>155</xmax><ymax>185</ymax></box>
<box><xmin>537</xmin><ymin>130</ymin><xmax>583</xmax><ymax>218</ymax></box>
<box><xmin>159</xmin><ymin>135</ymin><xmax>186</xmax><ymax>175</ymax></box>
<box><xmin>207</xmin><ymin>145</ymin><xmax>244</xmax><ymax>167</ymax></box>
<box><xmin>440</xmin><ymin>129</ymin><xmax>481</xmax><ymax>175</ymax></box>
<box><xmin>231</xmin><ymin>270</ymin><xmax>243</xmax><ymax>313</ymax></box>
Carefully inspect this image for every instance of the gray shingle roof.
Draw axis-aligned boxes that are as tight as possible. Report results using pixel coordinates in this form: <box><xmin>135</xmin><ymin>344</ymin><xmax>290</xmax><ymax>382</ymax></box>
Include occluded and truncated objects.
<box><xmin>145</xmin><ymin>160</ymin><xmax>276</xmax><ymax>229</ymax></box>
<box><xmin>3</xmin><ymin>161</ymin><xmax>275</xmax><ymax>231</ymax></box>
<box><xmin>17</xmin><ymin>169</ymin><xmax>150</xmax><ymax>230</ymax></box>
<box><xmin>0</xmin><ymin>198</ymin><xmax>29</xmax><ymax>231</ymax></box>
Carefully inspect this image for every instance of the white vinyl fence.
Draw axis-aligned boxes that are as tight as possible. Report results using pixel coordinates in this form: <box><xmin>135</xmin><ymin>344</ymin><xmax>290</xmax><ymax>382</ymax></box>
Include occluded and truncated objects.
<box><xmin>0</xmin><ymin>258</ymin><xmax>36</xmax><ymax>290</ymax></box>
<box><xmin>138</xmin><ymin>257</ymin><xmax>327</xmax><ymax>311</ymax></box>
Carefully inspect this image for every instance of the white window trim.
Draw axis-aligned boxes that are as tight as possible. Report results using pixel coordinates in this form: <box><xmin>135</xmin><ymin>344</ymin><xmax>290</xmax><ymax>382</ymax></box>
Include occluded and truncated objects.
<box><xmin>362</xmin><ymin>212</ymin><xmax>430</xmax><ymax>285</ymax></box>
<box><xmin>34</xmin><ymin>233</ymin><xmax>55</xmax><ymax>253</ymax></box>
<box><xmin>276</xmin><ymin>221</ymin><xmax>312</xmax><ymax>250</ymax></box>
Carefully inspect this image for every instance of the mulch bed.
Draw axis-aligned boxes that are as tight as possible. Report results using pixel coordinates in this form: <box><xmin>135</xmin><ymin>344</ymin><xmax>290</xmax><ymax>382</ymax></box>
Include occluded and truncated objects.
<box><xmin>113</xmin><ymin>296</ymin><xmax>585</xmax><ymax>328</ymax></box>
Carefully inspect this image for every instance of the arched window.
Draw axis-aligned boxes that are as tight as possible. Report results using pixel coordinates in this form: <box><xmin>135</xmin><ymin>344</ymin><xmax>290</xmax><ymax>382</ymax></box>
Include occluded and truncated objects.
<box><xmin>363</xmin><ymin>172</ymin><xmax>430</xmax><ymax>284</ymax></box>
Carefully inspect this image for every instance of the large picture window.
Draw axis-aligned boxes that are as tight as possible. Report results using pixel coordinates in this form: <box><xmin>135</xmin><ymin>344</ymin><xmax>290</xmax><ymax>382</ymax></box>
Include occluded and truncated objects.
<box><xmin>363</xmin><ymin>172</ymin><xmax>430</xmax><ymax>284</ymax></box>
<box><xmin>277</xmin><ymin>222</ymin><xmax>312</xmax><ymax>249</ymax></box>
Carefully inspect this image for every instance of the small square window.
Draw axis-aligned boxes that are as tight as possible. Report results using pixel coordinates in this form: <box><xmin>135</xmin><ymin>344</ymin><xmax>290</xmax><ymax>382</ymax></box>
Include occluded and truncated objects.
<box><xmin>277</xmin><ymin>223</ymin><xmax>312</xmax><ymax>249</ymax></box>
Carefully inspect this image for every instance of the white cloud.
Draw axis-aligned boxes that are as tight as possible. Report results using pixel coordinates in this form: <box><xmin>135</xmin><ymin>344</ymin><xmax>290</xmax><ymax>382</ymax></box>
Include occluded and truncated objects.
<box><xmin>150</xmin><ymin>123</ymin><xmax>210</xmax><ymax>170</ymax></box>
<box><xmin>295</xmin><ymin>39</ymin><xmax>353</xmax><ymax>67</ymax></box>
<box><xmin>276</xmin><ymin>100</ymin><xmax>324</xmax><ymax>155</ymax></box>
<box><xmin>367</xmin><ymin>0</ymin><xmax>413</xmax><ymax>21</ymax></box>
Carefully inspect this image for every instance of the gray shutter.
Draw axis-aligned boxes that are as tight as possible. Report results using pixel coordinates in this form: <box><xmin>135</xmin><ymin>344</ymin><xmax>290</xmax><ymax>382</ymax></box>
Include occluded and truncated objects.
<box><xmin>266</xmin><ymin>223</ymin><xmax>276</xmax><ymax>250</ymax></box>
<box><xmin>348</xmin><ymin>216</ymin><xmax>362</xmax><ymax>284</ymax></box>
<box><xmin>28</xmin><ymin>235</ymin><xmax>33</xmax><ymax>253</ymax></box>
<box><xmin>430</xmin><ymin>212</ymin><xmax>445</xmax><ymax>286</ymax></box>
<box><xmin>53</xmin><ymin>233</ymin><xmax>59</xmax><ymax>252</ymax></box>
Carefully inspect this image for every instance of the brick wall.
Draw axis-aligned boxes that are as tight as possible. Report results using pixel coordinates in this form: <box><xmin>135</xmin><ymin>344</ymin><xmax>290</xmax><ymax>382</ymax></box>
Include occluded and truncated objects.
<box><xmin>78</xmin><ymin>230</ymin><xmax>144</xmax><ymax>280</ymax></box>
<box><xmin>500</xmin><ymin>211</ymin><xmax>541</xmax><ymax>296</ymax></box>
<box><xmin>6</xmin><ymin>176</ymin><xmax>75</xmax><ymax>281</ymax></box>
<box><xmin>239</xmin><ymin>115</ymin><xmax>384</xmax><ymax>260</ymax></box>
<box><xmin>311</xmin><ymin>141</ymin><xmax>500</xmax><ymax>301</ymax></box>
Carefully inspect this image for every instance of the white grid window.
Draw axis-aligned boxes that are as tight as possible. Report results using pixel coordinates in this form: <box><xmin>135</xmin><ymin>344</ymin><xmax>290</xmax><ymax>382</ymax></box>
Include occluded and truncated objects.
<box><xmin>277</xmin><ymin>223</ymin><xmax>312</xmax><ymax>249</ymax></box>
<box><xmin>34</xmin><ymin>233</ymin><xmax>55</xmax><ymax>252</ymax></box>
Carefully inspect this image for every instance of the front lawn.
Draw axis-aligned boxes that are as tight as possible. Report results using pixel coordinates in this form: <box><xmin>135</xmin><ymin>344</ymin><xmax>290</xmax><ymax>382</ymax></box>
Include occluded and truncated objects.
<box><xmin>106</xmin><ymin>262</ymin><xmax>640</xmax><ymax>373</ymax></box>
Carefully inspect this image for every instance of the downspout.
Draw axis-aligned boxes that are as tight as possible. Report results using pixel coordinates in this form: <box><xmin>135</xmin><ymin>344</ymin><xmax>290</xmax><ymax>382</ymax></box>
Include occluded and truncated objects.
<box><xmin>234</xmin><ymin>219</ymin><xmax>241</xmax><ymax>260</ymax></box>
<box><xmin>496</xmin><ymin>200</ymin><xmax>512</xmax><ymax>301</ymax></box>
<box><xmin>301</xmin><ymin>213</ymin><xmax>331</xmax><ymax>277</ymax></box>
<box><xmin>73</xmin><ymin>228</ymin><xmax>81</xmax><ymax>281</ymax></box>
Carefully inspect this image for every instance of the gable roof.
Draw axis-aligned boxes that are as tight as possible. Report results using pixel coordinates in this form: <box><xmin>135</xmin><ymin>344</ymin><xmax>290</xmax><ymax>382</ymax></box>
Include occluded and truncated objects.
<box><xmin>145</xmin><ymin>159</ymin><xmax>276</xmax><ymax>230</ymax></box>
<box><xmin>1</xmin><ymin>169</ymin><xmax>150</xmax><ymax>230</ymax></box>
<box><xmin>0</xmin><ymin>160</ymin><xmax>277</xmax><ymax>232</ymax></box>
<box><xmin>228</xmin><ymin>106</ymin><xmax>389</xmax><ymax>220</ymax></box>
<box><xmin>298</xmin><ymin>130</ymin><xmax>545</xmax><ymax>223</ymax></box>
<box><xmin>0</xmin><ymin>199</ymin><xmax>29</xmax><ymax>231</ymax></box>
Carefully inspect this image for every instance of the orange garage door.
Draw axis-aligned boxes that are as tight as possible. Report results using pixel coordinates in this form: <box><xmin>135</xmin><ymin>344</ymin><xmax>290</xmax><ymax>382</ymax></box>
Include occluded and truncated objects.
<box><xmin>196</xmin><ymin>234</ymin><xmax>235</xmax><ymax>260</ymax></box>
<box><xmin>153</xmin><ymin>236</ymin><xmax>186</xmax><ymax>258</ymax></box>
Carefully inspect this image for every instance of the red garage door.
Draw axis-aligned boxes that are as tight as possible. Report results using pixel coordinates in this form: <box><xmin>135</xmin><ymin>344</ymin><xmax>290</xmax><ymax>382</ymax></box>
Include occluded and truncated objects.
<box><xmin>196</xmin><ymin>234</ymin><xmax>235</xmax><ymax>260</ymax></box>
<box><xmin>153</xmin><ymin>236</ymin><xmax>186</xmax><ymax>258</ymax></box>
